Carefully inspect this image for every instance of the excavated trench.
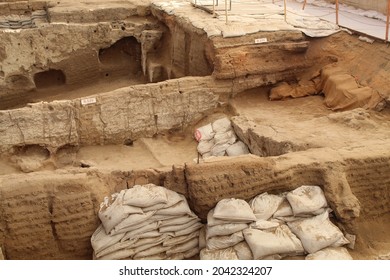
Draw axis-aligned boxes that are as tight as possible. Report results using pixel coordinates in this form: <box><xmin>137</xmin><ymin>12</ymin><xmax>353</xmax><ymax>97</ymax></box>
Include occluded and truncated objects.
<box><xmin>1</xmin><ymin>0</ymin><xmax>390</xmax><ymax>260</ymax></box>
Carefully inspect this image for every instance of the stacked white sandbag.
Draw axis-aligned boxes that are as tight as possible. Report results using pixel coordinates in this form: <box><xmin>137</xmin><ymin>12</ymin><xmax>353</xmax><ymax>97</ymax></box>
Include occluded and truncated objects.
<box><xmin>200</xmin><ymin>198</ymin><xmax>256</xmax><ymax>259</ymax></box>
<box><xmin>305</xmin><ymin>247</ymin><xmax>353</xmax><ymax>260</ymax></box>
<box><xmin>201</xmin><ymin>186</ymin><xmax>353</xmax><ymax>260</ymax></box>
<box><xmin>91</xmin><ymin>184</ymin><xmax>204</xmax><ymax>260</ymax></box>
<box><xmin>194</xmin><ymin>117</ymin><xmax>250</xmax><ymax>159</ymax></box>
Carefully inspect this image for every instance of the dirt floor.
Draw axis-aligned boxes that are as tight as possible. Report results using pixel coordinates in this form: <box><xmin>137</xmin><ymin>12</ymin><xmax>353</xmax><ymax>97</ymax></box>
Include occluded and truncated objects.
<box><xmin>1</xmin><ymin>0</ymin><xmax>390</xmax><ymax>260</ymax></box>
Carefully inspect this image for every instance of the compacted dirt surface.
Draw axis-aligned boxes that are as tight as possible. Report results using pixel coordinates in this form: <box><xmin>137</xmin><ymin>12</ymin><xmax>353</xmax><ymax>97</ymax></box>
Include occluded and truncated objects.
<box><xmin>0</xmin><ymin>0</ymin><xmax>389</xmax><ymax>260</ymax></box>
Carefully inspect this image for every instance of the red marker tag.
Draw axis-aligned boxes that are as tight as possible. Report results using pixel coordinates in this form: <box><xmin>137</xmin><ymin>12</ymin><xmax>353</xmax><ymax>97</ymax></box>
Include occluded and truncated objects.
<box><xmin>194</xmin><ymin>129</ymin><xmax>202</xmax><ymax>142</ymax></box>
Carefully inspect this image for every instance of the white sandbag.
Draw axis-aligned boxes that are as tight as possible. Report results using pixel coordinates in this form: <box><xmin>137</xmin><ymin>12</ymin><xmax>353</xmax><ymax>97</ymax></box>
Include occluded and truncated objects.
<box><xmin>163</xmin><ymin>231</ymin><xmax>200</xmax><ymax>247</ymax></box>
<box><xmin>207</xmin><ymin>208</ymin><xmax>234</xmax><ymax>226</ymax></box>
<box><xmin>98</xmin><ymin>190</ymin><xmax>143</xmax><ymax>234</ymax></box>
<box><xmin>141</xmin><ymin>203</ymin><xmax>166</xmax><ymax>212</ymax></box>
<box><xmin>287</xmin><ymin>211</ymin><xmax>348</xmax><ymax>254</ymax></box>
<box><xmin>212</xmin><ymin>118</ymin><xmax>232</xmax><ymax>133</ymax></box>
<box><xmin>250</xmin><ymin>192</ymin><xmax>284</xmax><ymax>220</ymax></box>
<box><xmin>197</xmin><ymin>139</ymin><xmax>215</xmax><ymax>155</ymax></box>
<box><xmin>133</xmin><ymin>238</ymin><xmax>166</xmax><ymax>255</ymax></box>
<box><xmin>305</xmin><ymin>247</ymin><xmax>353</xmax><ymax>260</ymax></box>
<box><xmin>96</xmin><ymin>239</ymin><xmax>138</xmax><ymax>259</ymax></box>
<box><xmin>134</xmin><ymin>252</ymin><xmax>166</xmax><ymax>260</ymax></box>
<box><xmin>166</xmin><ymin>237</ymin><xmax>199</xmax><ymax>255</ymax></box>
<box><xmin>234</xmin><ymin>242</ymin><xmax>253</xmax><ymax>260</ymax></box>
<box><xmin>200</xmin><ymin>247</ymin><xmax>239</xmax><ymax>260</ymax></box>
<box><xmin>133</xmin><ymin>244</ymin><xmax>169</xmax><ymax>259</ymax></box>
<box><xmin>206</xmin><ymin>223</ymin><xmax>248</xmax><ymax>239</ymax></box>
<box><xmin>91</xmin><ymin>225</ymin><xmax>126</xmax><ymax>254</ymax></box>
<box><xmin>184</xmin><ymin>247</ymin><xmax>200</xmax><ymax>259</ymax></box>
<box><xmin>121</xmin><ymin>230</ymin><xmax>161</xmax><ymax>242</ymax></box>
<box><xmin>174</xmin><ymin>222</ymin><xmax>204</xmax><ymax>237</ymax></box>
<box><xmin>213</xmin><ymin>198</ymin><xmax>257</xmax><ymax>222</ymax></box>
<box><xmin>159</xmin><ymin>219</ymin><xmax>200</xmax><ymax>233</ymax></box>
<box><xmin>123</xmin><ymin>184</ymin><xmax>168</xmax><ymax>208</ymax></box>
<box><xmin>286</xmin><ymin>185</ymin><xmax>328</xmax><ymax>215</ymax></box>
<box><xmin>199</xmin><ymin>226</ymin><xmax>207</xmax><ymax>250</ymax></box>
<box><xmin>249</xmin><ymin>219</ymin><xmax>283</xmax><ymax>230</ymax></box>
<box><xmin>194</xmin><ymin>123</ymin><xmax>215</xmax><ymax>142</ymax></box>
<box><xmin>210</xmin><ymin>143</ymin><xmax>230</xmax><ymax>157</ymax></box>
<box><xmin>273</xmin><ymin>198</ymin><xmax>293</xmax><ymax>218</ymax></box>
<box><xmin>119</xmin><ymin>221</ymin><xmax>160</xmax><ymax>241</ymax></box>
<box><xmin>243</xmin><ymin>225</ymin><xmax>304</xmax><ymax>260</ymax></box>
<box><xmin>97</xmin><ymin>247</ymin><xmax>135</xmax><ymax>260</ymax></box>
<box><xmin>111</xmin><ymin>211</ymin><xmax>156</xmax><ymax>235</ymax></box>
<box><xmin>213</xmin><ymin>131</ymin><xmax>237</xmax><ymax>145</ymax></box>
<box><xmin>156</xmin><ymin>198</ymin><xmax>192</xmax><ymax>216</ymax></box>
<box><xmin>143</xmin><ymin>188</ymin><xmax>184</xmax><ymax>211</ymax></box>
<box><xmin>226</xmin><ymin>141</ymin><xmax>250</xmax><ymax>156</ymax></box>
<box><xmin>160</xmin><ymin>215</ymin><xmax>198</xmax><ymax>227</ymax></box>
<box><xmin>207</xmin><ymin>231</ymin><xmax>244</xmax><ymax>250</ymax></box>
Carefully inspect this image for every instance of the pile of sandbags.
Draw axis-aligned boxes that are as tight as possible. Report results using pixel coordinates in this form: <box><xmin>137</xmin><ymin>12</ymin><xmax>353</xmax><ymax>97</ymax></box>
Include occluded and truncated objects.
<box><xmin>200</xmin><ymin>185</ymin><xmax>353</xmax><ymax>260</ymax></box>
<box><xmin>91</xmin><ymin>184</ymin><xmax>204</xmax><ymax>260</ymax></box>
<box><xmin>194</xmin><ymin>117</ymin><xmax>250</xmax><ymax>159</ymax></box>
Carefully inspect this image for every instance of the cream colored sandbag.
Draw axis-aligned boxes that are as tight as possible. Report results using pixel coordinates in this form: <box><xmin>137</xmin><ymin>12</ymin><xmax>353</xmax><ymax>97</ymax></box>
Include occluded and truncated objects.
<box><xmin>133</xmin><ymin>252</ymin><xmax>167</xmax><ymax>260</ymax></box>
<box><xmin>143</xmin><ymin>188</ymin><xmax>184</xmax><ymax>212</ymax></box>
<box><xmin>210</xmin><ymin>143</ymin><xmax>230</xmax><ymax>157</ymax></box>
<box><xmin>133</xmin><ymin>244</ymin><xmax>169</xmax><ymax>259</ymax></box>
<box><xmin>120</xmin><ymin>222</ymin><xmax>161</xmax><ymax>242</ymax></box>
<box><xmin>91</xmin><ymin>225</ymin><xmax>126</xmax><ymax>254</ymax></box>
<box><xmin>175</xmin><ymin>222</ymin><xmax>204</xmax><ymax>237</ymax></box>
<box><xmin>121</xmin><ymin>229</ymin><xmax>161</xmax><ymax>242</ymax></box>
<box><xmin>111</xmin><ymin>211</ymin><xmax>156</xmax><ymax>235</ymax></box>
<box><xmin>123</xmin><ymin>184</ymin><xmax>168</xmax><ymax>208</ymax></box>
<box><xmin>213</xmin><ymin>198</ymin><xmax>256</xmax><ymax>222</ymax></box>
<box><xmin>96</xmin><ymin>239</ymin><xmax>138</xmax><ymax>259</ymax></box>
<box><xmin>184</xmin><ymin>247</ymin><xmax>200</xmax><ymax>259</ymax></box>
<box><xmin>156</xmin><ymin>198</ymin><xmax>192</xmax><ymax>216</ymax></box>
<box><xmin>163</xmin><ymin>231</ymin><xmax>200</xmax><ymax>247</ymax></box>
<box><xmin>249</xmin><ymin>219</ymin><xmax>283</xmax><ymax>231</ymax></box>
<box><xmin>159</xmin><ymin>219</ymin><xmax>200</xmax><ymax>233</ymax></box>
<box><xmin>273</xmin><ymin>198</ymin><xmax>293</xmax><ymax>218</ymax></box>
<box><xmin>207</xmin><ymin>231</ymin><xmax>244</xmax><ymax>250</ymax></box>
<box><xmin>166</xmin><ymin>237</ymin><xmax>199</xmax><ymax>256</ymax></box>
<box><xmin>213</xmin><ymin>130</ymin><xmax>237</xmax><ymax>146</ymax></box>
<box><xmin>226</xmin><ymin>141</ymin><xmax>250</xmax><ymax>156</ymax></box>
<box><xmin>98</xmin><ymin>190</ymin><xmax>143</xmax><ymax>234</ymax></box>
<box><xmin>200</xmin><ymin>247</ymin><xmax>239</xmax><ymax>260</ymax></box>
<box><xmin>97</xmin><ymin>247</ymin><xmax>135</xmax><ymax>260</ymax></box>
<box><xmin>250</xmin><ymin>192</ymin><xmax>284</xmax><ymax>220</ymax></box>
<box><xmin>206</xmin><ymin>223</ymin><xmax>248</xmax><ymax>239</ymax></box>
<box><xmin>194</xmin><ymin>123</ymin><xmax>215</xmax><ymax>142</ymax></box>
<box><xmin>207</xmin><ymin>208</ymin><xmax>235</xmax><ymax>226</ymax></box>
<box><xmin>199</xmin><ymin>226</ymin><xmax>207</xmax><ymax>250</ymax></box>
<box><xmin>305</xmin><ymin>247</ymin><xmax>353</xmax><ymax>260</ymax></box>
<box><xmin>98</xmin><ymin>235</ymin><xmax>167</xmax><ymax>259</ymax></box>
<box><xmin>160</xmin><ymin>215</ymin><xmax>199</xmax><ymax>227</ymax></box>
<box><xmin>212</xmin><ymin>117</ymin><xmax>232</xmax><ymax>133</ymax></box>
<box><xmin>243</xmin><ymin>225</ymin><xmax>304</xmax><ymax>260</ymax></box>
<box><xmin>287</xmin><ymin>211</ymin><xmax>348</xmax><ymax>254</ymax></box>
<box><xmin>233</xmin><ymin>241</ymin><xmax>253</xmax><ymax>260</ymax></box>
<box><xmin>197</xmin><ymin>139</ymin><xmax>215</xmax><ymax>155</ymax></box>
<box><xmin>286</xmin><ymin>185</ymin><xmax>328</xmax><ymax>215</ymax></box>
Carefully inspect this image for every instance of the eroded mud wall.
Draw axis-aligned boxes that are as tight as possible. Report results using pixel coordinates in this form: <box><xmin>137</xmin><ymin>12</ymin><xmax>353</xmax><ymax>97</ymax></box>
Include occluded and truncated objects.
<box><xmin>1</xmin><ymin>145</ymin><xmax>389</xmax><ymax>259</ymax></box>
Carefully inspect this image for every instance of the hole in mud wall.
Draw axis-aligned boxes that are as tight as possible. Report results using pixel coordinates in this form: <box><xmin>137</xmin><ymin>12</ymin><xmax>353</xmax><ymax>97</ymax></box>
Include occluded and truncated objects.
<box><xmin>15</xmin><ymin>144</ymin><xmax>50</xmax><ymax>159</ymax></box>
<box><xmin>34</xmin><ymin>69</ymin><xmax>66</xmax><ymax>89</ymax></box>
<box><xmin>98</xmin><ymin>36</ymin><xmax>142</xmax><ymax>77</ymax></box>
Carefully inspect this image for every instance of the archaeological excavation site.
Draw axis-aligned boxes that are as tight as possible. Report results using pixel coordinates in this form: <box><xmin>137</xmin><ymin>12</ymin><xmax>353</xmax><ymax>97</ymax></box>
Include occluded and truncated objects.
<box><xmin>0</xmin><ymin>0</ymin><xmax>390</xmax><ymax>261</ymax></box>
